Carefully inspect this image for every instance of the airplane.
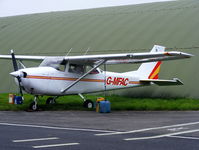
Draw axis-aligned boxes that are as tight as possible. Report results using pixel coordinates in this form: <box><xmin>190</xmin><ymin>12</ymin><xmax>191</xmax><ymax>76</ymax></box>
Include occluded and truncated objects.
<box><xmin>0</xmin><ymin>45</ymin><xmax>193</xmax><ymax>110</ymax></box>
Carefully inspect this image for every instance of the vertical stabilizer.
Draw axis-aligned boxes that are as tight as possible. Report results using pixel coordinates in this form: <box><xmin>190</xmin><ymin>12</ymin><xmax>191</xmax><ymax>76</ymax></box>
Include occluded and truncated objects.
<box><xmin>136</xmin><ymin>45</ymin><xmax>165</xmax><ymax>79</ymax></box>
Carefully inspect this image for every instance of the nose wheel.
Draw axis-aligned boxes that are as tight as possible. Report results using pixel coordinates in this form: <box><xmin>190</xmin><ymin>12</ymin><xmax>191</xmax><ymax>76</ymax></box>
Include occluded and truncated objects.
<box><xmin>29</xmin><ymin>96</ymin><xmax>38</xmax><ymax>111</ymax></box>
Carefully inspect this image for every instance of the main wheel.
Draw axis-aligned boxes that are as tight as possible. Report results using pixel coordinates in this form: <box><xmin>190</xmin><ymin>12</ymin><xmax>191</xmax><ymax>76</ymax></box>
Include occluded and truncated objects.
<box><xmin>29</xmin><ymin>101</ymin><xmax>38</xmax><ymax>111</ymax></box>
<box><xmin>46</xmin><ymin>97</ymin><xmax>56</xmax><ymax>104</ymax></box>
<box><xmin>83</xmin><ymin>100</ymin><xmax>94</xmax><ymax>109</ymax></box>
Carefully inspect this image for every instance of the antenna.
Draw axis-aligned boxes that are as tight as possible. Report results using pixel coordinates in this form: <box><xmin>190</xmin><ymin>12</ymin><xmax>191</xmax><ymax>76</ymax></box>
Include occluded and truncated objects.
<box><xmin>66</xmin><ymin>48</ymin><xmax>73</xmax><ymax>56</ymax></box>
<box><xmin>84</xmin><ymin>47</ymin><xmax>90</xmax><ymax>55</ymax></box>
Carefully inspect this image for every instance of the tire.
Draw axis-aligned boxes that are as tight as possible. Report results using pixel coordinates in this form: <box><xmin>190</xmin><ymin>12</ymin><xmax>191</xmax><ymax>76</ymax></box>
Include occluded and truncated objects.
<box><xmin>46</xmin><ymin>97</ymin><xmax>55</xmax><ymax>104</ymax></box>
<box><xmin>83</xmin><ymin>100</ymin><xmax>94</xmax><ymax>109</ymax></box>
<box><xmin>29</xmin><ymin>101</ymin><xmax>37</xmax><ymax>111</ymax></box>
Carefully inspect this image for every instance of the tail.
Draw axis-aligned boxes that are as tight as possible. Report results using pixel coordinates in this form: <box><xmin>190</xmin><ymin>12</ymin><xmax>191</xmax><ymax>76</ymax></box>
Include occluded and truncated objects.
<box><xmin>136</xmin><ymin>45</ymin><xmax>165</xmax><ymax>79</ymax></box>
<box><xmin>125</xmin><ymin>45</ymin><xmax>184</xmax><ymax>86</ymax></box>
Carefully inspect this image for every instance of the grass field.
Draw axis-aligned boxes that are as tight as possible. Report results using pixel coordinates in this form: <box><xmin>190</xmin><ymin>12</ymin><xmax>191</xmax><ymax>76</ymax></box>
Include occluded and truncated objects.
<box><xmin>0</xmin><ymin>93</ymin><xmax>199</xmax><ymax>111</ymax></box>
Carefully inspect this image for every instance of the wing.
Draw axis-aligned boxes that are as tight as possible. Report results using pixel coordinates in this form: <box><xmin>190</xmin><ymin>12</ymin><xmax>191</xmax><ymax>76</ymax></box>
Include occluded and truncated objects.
<box><xmin>65</xmin><ymin>51</ymin><xmax>193</xmax><ymax>65</ymax></box>
<box><xmin>0</xmin><ymin>55</ymin><xmax>45</xmax><ymax>61</ymax></box>
<box><xmin>0</xmin><ymin>46</ymin><xmax>193</xmax><ymax>65</ymax></box>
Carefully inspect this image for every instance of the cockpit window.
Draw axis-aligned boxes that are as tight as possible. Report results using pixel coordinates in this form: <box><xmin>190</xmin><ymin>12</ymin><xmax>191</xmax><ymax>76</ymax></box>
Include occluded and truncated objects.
<box><xmin>39</xmin><ymin>57</ymin><xmax>66</xmax><ymax>71</ymax></box>
<box><xmin>69</xmin><ymin>64</ymin><xmax>84</xmax><ymax>74</ymax></box>
<box><xmin>58</xmin><ymin>64</ymin><xmax>66</xmax><ymax>72</ymax></box>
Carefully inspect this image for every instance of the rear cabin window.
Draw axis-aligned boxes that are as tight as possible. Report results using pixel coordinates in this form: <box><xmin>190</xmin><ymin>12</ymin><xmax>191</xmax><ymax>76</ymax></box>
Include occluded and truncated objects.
<box><xmin>86</xmin><ymin>66</ymin><xmax>99</xmax><ymax>74</ymax></box>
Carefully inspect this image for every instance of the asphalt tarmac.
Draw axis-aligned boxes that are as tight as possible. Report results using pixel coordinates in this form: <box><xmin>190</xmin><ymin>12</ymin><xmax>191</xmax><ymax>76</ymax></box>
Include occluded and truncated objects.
<box><xmin>0</xmin><ymin>111</ymin><xmax>199</xmax><ymax>150</ymax></box>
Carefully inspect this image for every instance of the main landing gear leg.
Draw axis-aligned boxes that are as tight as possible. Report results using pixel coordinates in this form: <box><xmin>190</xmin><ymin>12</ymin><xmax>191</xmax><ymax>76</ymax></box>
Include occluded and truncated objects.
<box><xmin>46</xmin><ymin>96</ymin><xmax>58</xmax><ymax>104</ymax></box>
<box><xmin>78</xmin><ymin>93</ymin><xmax>94</xmax><ymax>109</ymax></box>
<box><xmin>29</xmin><ymin>96</ymin><xmax>38</xmax><ymax>111</ymax></box>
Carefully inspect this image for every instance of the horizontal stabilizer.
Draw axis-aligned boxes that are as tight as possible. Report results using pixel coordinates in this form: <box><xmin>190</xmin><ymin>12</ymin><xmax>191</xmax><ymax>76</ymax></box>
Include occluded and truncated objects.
<box><xmin>140</xmin><ymin>78</ymin><xmax>183</xmax><ymax>86</ymax></box>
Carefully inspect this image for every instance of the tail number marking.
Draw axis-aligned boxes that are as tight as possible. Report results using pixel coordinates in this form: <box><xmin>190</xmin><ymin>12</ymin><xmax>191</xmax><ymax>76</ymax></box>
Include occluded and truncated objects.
<box><xmin>106</xmin><ymin>77</ymin><xmax>129</xmax><ymax>86</ymax></box>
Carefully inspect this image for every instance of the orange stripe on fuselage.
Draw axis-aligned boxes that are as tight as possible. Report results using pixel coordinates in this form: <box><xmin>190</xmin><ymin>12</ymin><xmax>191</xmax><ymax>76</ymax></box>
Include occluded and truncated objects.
<box><xmin>148</xmin><ymin>61</ymin><xmax>162</xmax><ymax>79</ymax></box>
<box><xmin>129</xmin><ymin>81</ymin><xmax>141</xmax><ymax>84</ymax></box>
<box><xmin>26</xmin><ymin>75</ymin><xmax>141</xmax><ymax>85</ymax></box>
<box><xmin>26</xmin><ymin>75</ymin><xmax>104</xmax><ymax>82</ymax></box>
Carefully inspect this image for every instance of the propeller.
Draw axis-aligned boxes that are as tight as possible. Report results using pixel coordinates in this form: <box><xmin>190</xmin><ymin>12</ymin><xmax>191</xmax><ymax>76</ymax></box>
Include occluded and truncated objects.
<box><xmin>10</xmin><ymin>50</ymin><xmax>24</xmax><ymax>98</ymax></box>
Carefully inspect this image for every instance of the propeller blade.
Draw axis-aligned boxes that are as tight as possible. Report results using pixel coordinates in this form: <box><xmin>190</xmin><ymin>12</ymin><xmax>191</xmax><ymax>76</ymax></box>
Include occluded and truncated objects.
<box><xmin>10</xmin><ymin>50</ymin><xmax>24</xmax><ymax>99</ymax></box>
<box><xmin>10</xmin><ymin>49</ymin><xmax>18</xmax><ymax>71</ymax></box>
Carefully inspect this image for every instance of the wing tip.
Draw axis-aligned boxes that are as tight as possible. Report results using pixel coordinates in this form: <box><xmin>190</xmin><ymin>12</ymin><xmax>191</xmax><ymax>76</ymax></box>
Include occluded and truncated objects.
<box><xmin>165</xmin><ymin>51</ymin><xmax>194</xmax><ymax>58</ymax></box>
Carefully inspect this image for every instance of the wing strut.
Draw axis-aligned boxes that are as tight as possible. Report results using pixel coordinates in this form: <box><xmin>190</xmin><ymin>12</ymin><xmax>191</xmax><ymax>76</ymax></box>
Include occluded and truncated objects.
<box><xmin>60</xmin><ymin>60</ymin><xmax>106</xmax><ymax>93</ymax></box>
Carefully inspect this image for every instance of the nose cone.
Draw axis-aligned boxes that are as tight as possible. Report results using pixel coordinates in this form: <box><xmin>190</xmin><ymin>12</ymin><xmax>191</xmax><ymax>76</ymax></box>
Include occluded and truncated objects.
<box><xmin>10</xmin><ymin>71</ymin><xmax>21</xmax><ymax>77</ymax></box>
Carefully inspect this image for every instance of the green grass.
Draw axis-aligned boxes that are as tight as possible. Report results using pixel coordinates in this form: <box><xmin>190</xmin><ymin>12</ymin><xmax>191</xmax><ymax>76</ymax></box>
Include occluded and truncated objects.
<box><xmin>109</xmin><ymin>95</ymin><xmax>199</xmax><ymax>111</ymax></box>
<box><xmin>0</xmin><ymin>93</ymin><xmax>199</xmax><ymax>111</ymax></box>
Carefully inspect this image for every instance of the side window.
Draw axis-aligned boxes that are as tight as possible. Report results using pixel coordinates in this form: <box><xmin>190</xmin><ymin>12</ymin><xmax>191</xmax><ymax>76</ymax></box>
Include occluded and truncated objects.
<box><xmin>69</xmin><ymin>64</ymin><xmax>84</xmax><ymax>74</ymax></box>
<box><xmin>86</xmin><ymin>65</ymin><xmax>99</xmax><ymax>74</ymax></box>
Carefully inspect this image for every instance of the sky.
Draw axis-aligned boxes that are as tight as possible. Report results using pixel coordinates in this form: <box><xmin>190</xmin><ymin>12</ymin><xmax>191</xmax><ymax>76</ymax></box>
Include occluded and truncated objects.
<box><xmin>0</xmin><ymin>0</ymin><xmax>175</xmax><ymax>17</ymax></box>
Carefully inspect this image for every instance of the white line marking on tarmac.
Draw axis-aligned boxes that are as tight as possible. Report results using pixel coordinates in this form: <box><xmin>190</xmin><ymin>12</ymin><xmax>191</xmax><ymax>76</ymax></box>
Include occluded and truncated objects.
<box><xmin>167</xmin><ymin>127</ymin><xmax>187</xmax><ymax>132</ymax></box>
<box><xmin>33</xmin><ymin>143</ymin><xmax>80</xmax><ymax>148</ymax></box>
<box><xmin>13</xmin><ymin>137</ymin><xmax>59</xmax><ymax>143</ymax></box>
<box><xmin>169</xmin><ymin>135</ymin><xmax>199</xmax><ymax>140</ymax></box>
<box><xmin>0</xmin><ymin>122</ymin><xmax>115</xmax><ymax>133</ymax></box>
<box><xmin>124</xmin><ymin>129</ymin><xmax>199</xmax><ymax>141</ymax></box>
<box><xmin>96</xmin><ymin>121</ymin><xmax>199</xmax><ymax>136</ymax></box>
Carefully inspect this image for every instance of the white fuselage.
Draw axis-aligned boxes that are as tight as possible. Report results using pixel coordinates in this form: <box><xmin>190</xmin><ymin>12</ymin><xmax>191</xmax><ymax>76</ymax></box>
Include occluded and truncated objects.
<box><xmin>18</xmin><ymin>67</ymin><xmax>142</xmax><ymax>96</ymax></box>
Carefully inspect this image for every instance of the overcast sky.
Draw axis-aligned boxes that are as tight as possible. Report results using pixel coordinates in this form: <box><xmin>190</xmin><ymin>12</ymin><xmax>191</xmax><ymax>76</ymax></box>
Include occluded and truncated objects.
<box><xmin>0</xmin><ymin>0</ymin><xmax>175</xmax><ymax>17</ymax></box>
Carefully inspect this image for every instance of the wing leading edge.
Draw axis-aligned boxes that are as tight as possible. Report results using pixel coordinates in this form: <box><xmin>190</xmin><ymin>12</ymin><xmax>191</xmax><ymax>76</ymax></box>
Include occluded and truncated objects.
<box><xmin>0</xmin><ymin>45</ymin><xmax>193</xmax><ymax>65</ymax></box>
